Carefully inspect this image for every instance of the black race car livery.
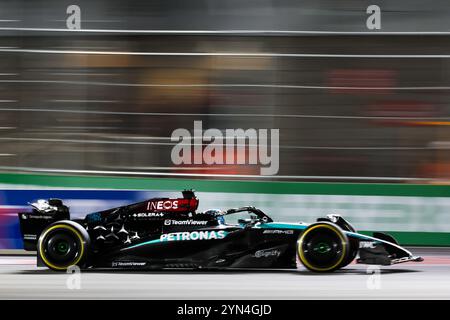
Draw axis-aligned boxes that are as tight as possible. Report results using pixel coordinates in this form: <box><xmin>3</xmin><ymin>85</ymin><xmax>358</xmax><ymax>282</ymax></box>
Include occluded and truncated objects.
<box><xmin>18</xmin><ymin>190</ymin><xmax>423</xmax><ymax>272</ymax></box>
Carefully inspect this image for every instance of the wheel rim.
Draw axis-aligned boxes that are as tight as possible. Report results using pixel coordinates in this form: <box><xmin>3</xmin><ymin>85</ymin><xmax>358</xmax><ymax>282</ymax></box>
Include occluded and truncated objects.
<box><xmin>314</xmin><ymin>242</ymin><xmax>332</xmax><ymax>254</ymax></box>
<box><xmin>45</xmin><ymin>231</ymin><xmax>79</xmax><ymax>265</ymax></box>
<box><xmin>40</xmin><ymin>225</ymin><xmax>85</xmax><ymax>269</ymax></box>
<box><xmin>299</xmin><ymin>225</ymin><xmax>346</xmax><ymax>271</ymax></box>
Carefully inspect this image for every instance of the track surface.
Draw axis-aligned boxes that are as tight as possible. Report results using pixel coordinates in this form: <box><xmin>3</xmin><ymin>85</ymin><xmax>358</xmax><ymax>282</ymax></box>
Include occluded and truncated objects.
<box><xmin>0</xmin><ymin>248</ymin><xmax>449</xmax><ymax>299</ymax></box>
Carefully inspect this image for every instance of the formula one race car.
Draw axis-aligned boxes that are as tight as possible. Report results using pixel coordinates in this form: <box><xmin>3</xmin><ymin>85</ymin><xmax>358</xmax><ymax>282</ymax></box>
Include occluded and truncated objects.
<box><xmin>18</xmin><ymin>190</ymin><xmax>423</xmax><ymax>272</ymax></box>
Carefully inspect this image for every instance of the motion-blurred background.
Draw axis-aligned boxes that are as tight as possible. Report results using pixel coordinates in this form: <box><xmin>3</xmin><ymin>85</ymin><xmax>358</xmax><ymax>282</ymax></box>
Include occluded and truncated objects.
<box><xmin>0</xmin><ymin>0</ymin><xmax>449</xmax><ymax>182</ymax></box>
<box><xmin>1</xmin><ymin>0</ymin><xmax>450</xmax><ymax>249</ymax></box>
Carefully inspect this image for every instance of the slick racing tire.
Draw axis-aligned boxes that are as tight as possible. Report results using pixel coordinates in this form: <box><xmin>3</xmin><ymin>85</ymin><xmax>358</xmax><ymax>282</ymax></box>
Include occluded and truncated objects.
<box><xmin>37</xmin><ymin>220</ymin><xmax>90</xmax><ymax>271</ymax></box>
<box><xmin>339</xmin><ymin>238</ymin><xmax>359</xmax><ymax>269</ymax></box>
<box><xmin>297</xmin><ymin>222</ymin><xmax>349</xmax><ymax>272</ymax></box>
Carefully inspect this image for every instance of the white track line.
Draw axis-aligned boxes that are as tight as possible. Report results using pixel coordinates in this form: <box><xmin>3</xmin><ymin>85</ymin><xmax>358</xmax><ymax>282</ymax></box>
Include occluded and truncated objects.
<box><xmin>0</xmin><ymin>27</ymin><xmax>450</xmax><ymax>35</ymax></box>
<box><xmin>0</xmin><ymin>166</ymin><xmax>434</xmax><ymax>181</ymax></box>
<box><xmin>0</xmin><ymin>107</ymin><xmax>449</xmax><ymax>120</ymax></box>
<box><xmin>0</xmin><ymin>80</ymin><xmax>448</xmax><ymax>90</ymax></box>
<box><xmin>0</xmin><ymin>48</ymin><xmax>449</xmax><ymax>58</ymax></box>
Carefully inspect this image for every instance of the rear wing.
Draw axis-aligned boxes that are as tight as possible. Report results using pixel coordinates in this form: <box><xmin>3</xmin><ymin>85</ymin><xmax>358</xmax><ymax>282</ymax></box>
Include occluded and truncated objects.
<box><xmin>143</xmin><ymin>189</ymin><xmax>199</xmax><ymax>214</ymax></box>
<box><xmin>18</xmin><ymin>199</ymin><xmax>70</xmax><ymax>251</ymax></box>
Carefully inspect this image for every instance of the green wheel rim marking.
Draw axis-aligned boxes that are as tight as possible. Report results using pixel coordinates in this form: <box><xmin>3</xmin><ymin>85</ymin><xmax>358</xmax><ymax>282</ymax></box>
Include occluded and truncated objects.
<box><xmin>314</xmin><ymin>242</ymin><xmax>331</xmax><ymax>254</ymax></box>
<box><xmin>56</xmin><ymin>241</ymin><xmax>69</xmax><ymax>254</ymax></box>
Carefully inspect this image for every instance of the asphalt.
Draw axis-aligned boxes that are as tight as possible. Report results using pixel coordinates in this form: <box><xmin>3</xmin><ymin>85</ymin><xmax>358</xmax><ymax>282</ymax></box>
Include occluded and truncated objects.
<box><xmin>0</xmin><ymin>247</ymin><xmax>449</xmax><ymax>299</ymax></box>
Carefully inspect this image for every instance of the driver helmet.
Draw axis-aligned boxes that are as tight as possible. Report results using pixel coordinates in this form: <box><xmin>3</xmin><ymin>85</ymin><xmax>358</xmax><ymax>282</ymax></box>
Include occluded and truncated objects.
<box><xmin>203</xmin><ymin>209</ymin><xmax>223</xmax><ymax>216</ymax></box>
<box><xmin>203</xmin><ymin>209</ymin><xmax>225</xmax><ymax>224</ymax></box>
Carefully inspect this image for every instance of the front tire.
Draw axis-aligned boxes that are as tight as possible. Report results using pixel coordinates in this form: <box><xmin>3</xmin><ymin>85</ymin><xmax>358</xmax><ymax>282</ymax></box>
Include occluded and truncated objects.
<box><xmin>339</xmin><ymin>238</ymin><xmax>359</xmax><ymax>269</ymax></box>
<box><xmin>37</xmin><ymin>221</ymin><xmax>90</xmax><ymax>271</ymax></box>
<box><xmin>297</xmin><ymin>222</ymin><xmax>349</xmax><ymax>272</ymax></box>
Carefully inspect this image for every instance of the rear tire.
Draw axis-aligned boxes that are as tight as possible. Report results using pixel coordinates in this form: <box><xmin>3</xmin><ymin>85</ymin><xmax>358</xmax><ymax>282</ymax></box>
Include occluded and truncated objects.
<box><xmin>297</xmin><ymin>222</ymin><xmax>349</xmax><ymax>272</ymax></box>
<box><xmin>37</xmin><ymin>220</ymin><xmax>90</xmax><ymax>271</ymax></box>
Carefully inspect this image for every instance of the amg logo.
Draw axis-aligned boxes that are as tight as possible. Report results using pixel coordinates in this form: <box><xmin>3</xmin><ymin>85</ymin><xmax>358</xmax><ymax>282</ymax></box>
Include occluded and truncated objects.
<box><xmin>147</xmin><ymin>200</ymin><xmax>179</xmax><ymax>211</ymax></box>
<box><xmin>164</xmin><ymin>219</ymin><xmax>208</xmax><ymax>226</ymax></box>
<box><xmin>359</xmin><ymin>241</ymin><xmax>377</xmax><ymax>249</ymax></box>
<box><xmin>262</xmin><ymin>230</ymin><xmax>294</xmax><ymax>235</ymax></box>
<box><xmin>160</xmin><ymin>230</ymin><xmax>227</xmax><ymax>241</ymax></box>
